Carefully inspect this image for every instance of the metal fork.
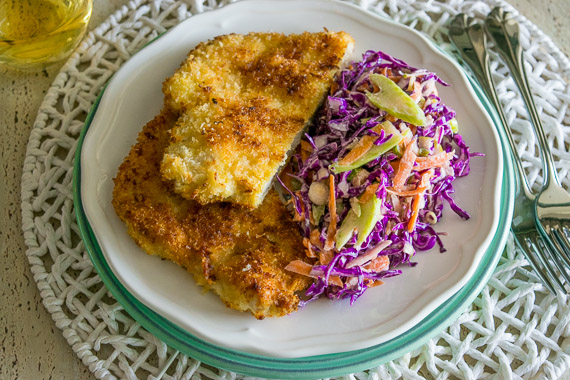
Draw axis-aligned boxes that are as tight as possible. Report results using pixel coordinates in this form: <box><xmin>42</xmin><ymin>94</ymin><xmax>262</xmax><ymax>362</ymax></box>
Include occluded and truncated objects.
<box><xmin>485</xmin><ymin>7</ymin><xmax>570</xmax><ymax>269</ymax></box>
<box><xmin>449</xmin><ymin>14</ymin><xmax>566</xmax><ymax>293</ymax></box>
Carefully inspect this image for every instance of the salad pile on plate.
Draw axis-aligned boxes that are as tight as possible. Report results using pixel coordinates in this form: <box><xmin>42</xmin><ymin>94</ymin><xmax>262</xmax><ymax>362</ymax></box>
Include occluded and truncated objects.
<box><xmin>280</xmin><ymin>50</ymin><xmax>480</xmax><ymax>305</ymax></box>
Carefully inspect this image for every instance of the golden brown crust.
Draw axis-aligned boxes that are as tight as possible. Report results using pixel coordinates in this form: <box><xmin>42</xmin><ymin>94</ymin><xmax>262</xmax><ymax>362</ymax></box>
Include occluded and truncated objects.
<box><xmin>112</xmin><ymin>109</ymin><xmax>311</xmax><ymax>319</ymax></box>
<box><xmin>160</xmin><ymin>31</ymin><xmax>355</xmax><ymax>208</ymax></box>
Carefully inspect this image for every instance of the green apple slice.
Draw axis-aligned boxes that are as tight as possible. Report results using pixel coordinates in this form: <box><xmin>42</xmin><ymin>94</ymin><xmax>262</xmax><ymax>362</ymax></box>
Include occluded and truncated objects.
<box><xmin>336</xmin><ymin>209</ymin><xmax>359</xmax><ymax>249</ymax></box>
<box><xmin>366</xmin><ymin>73</ymin><xmax>427</xmax><ymax>126</ymax></box>
<box><xmin>335</xmin><ymin>188</ymin><xmax>383</xmax><ymax>249</ymax></box>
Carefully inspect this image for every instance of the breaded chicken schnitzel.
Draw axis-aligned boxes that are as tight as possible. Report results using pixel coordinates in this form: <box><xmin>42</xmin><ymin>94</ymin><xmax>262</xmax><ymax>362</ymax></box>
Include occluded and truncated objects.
<box><xmin>112</xmin><ymin>109</ymin><xmax>311</xmax><ymax>319</ymax></box>
<box><xmin>160</xmin><ymin>31</ymin><xmax>354</xmax><ymax>208</ymax></box>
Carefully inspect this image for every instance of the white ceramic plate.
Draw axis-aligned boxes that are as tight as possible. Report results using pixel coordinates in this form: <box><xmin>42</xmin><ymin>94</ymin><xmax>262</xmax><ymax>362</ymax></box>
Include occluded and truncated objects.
<box><xmin>80</xmin><ymin>0</ymin><xmax>502</xmax><ymax>358</ymax></box>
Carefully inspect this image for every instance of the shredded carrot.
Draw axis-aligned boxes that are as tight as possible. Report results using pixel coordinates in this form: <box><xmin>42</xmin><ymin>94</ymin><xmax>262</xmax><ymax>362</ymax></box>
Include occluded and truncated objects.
<box><xmin>328</xmin><ymin>276</ymin><xmax>344</xmax><ymax>287</ymax></box>
<box><xmin>386</xmin><ymin>186</ymin><xmax>427</xmax><ymax>197</ymax></box>
<box><xmin>406</xmin><ymin>170</ymin><xmax>432</xmax><ymax>233</ymax></box>
<box><xmin>285</xmin><ymin>261</ymin><xmax>343</xmax><ymax>287</ymax></box>
<box><xmin>338</xmin><ymin>136</ymin><xmax>375</xmax><ymax>165</ymax></box>
<box><xmin>359</xmin><ymin>183</ymin><xmax>379</xmax><ymax>204</ymax></box>
<box><xmin>364</xmin><ymin>255</ymin><xmax>390</xmax><ymax>272</ymax></box>
<box><xmin>310</xmin><ymin>229</ymin><xmax>323</xmax><ymax>249</ymax></box>
<box><xmin>324</xmin><ymin>174</ymin><xmax>337</xmax><ymax>251</ymax></box>
<box><xmin>407</xmin><ymin>193</ymin><xmax>422</xmax><ymax>233</ymax></box>
<box><xmin>385</xmin><ymin>68</ymin><xmax>403</xmax><ymax>83</ymax></box>
<box><xmin>338</xmin><ymin>123</ymin><xmax>385</xmax><ymax>166</ymax></box>
<box><xmin>364</xmin><ymin>279</ymin><xmax>384</xmax><ymax>288</ymax></box>
<box><xmin>285</xmin><ymin>260</ymin><xmax>313</xmax><ymax>276</ymax></box>
<box><xmin>319</xmin><ymin>250</ymin><xmax>333</xmax><ymax>265</ymax></box>
<box><xmin>415</xmin><ymin>151</ymin><xmax>454</xmax><ymax>171</ymax></box>
<box><xmin>392</xmin><ymin>140</ymin><xmax>417</xmax><ymax>191</ymax></box>
<box><xmin>303</xmin><ymin>238</ymin><xmax>317</xmax><ymax>258</ymax></box>
<box><xmin>419</xmin><ymin>169</ymin><xmax>433</xmax><ymax>188</ymax></box>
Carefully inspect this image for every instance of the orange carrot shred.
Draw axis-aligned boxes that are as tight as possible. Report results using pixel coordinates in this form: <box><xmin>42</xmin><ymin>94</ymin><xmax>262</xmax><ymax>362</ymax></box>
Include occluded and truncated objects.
<box><xmin>285</xmin><ymin>261</ymin><xmax>342</xmax><ymax>287</ymax></box>
<box><xmin>407</xmin><ymin>193</ymin><xmax>422</xmax><ymax>233</ymax></box>
<box><xmin>414</xmin><ymin>151</ymin><xmax>454</xmax><ymax>171</ymax></box>
<box><xmin>364</xmin><ymin>279</ymin><xmax>384</xmax><ymax>288</ymax></box>
<box><xmin>303</xmin><ymin>238</ymin><xmax>317</xmax><ymax>258</ymax></box>
<box><xmin>328</xmin><ymin>276</ymin><xmax>344</xmax><ymax>287</ymax></box>
<box><xmin>407</xmin><ymin>170</ymin><xmax>431</xmax><ymax>232</ymax></box>
<box><xmin>338</xmin><ymin>124</ymin><xmax>386</xmax><ymax>166</ymax></box>
<box><xmin>320</xmin><ymin>250</ymin><xmax>334</xmax><ymax>265</ymax></box>
<box><xmin>389</xmin><ymin>159</ymin><xmax>400</xmax><ymax>171</ymax></box>
<box><xmin>310</xmin><ymin>229</ymin><xmax>323</xmax><ymax>249</ymax></box>
<box><xmin>285</xmin><ymin>260</ymin><xmax>313</xmax><ymax>277</ymax></box>
<box><xmin>419</xmin><ymin>169</ymin><xmax>433</xmax><ymax>188</ymax></box>
<box><xmin>393</xmin><ymin>140</ymin><xmax>417</xmax><ymax>191</ymax></box>
<box><xmin>386</xmin><ymin>186</ymin><xmax>427</xmax><ymax>197</ymax></box>
<box><xmin>364</xmin><ymin>255</ymin><xmax>390</xmax><ymax>272</ymax></box>
<box><xmin>359</xmin><ymin>183</ymin><xmax>379</xmax><ymax>204</ymax></box>
<box><xmin>338</xmin><ymin>136</ymin><xmax>375</xmax><ymax>165</ymax></box>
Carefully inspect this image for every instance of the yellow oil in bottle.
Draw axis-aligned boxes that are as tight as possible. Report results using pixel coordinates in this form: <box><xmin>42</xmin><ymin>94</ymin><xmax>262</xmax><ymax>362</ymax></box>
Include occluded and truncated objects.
<box><xmin>0</xmin><ymin>0</ymin><xmax>92</xmax><ymax>69</ymax></box>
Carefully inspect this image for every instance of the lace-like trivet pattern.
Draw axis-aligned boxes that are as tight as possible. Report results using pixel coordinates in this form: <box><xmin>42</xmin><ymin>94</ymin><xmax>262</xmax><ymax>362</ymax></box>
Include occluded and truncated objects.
<box><xmin>21</xmin><ymin>0</ymin><xmax>570</xmax><ymax>379</ymax></box>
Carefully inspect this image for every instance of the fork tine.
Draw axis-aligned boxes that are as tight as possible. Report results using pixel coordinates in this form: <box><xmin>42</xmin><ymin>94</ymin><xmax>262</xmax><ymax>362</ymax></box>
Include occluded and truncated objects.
<box><xmin>514</xmin><ymin>236</ymin><xmax>557</xmax><ymax>294</ymax></box>
<box><xmin>537</xmin><ymin>235</ymin><xmax>570</xmax><ymax>290</ymax></box>
<box><xmin>552</xmin><ymin>227</ymin><xmax>570</xmax><ymax>257</ymax></box>
<box><xmin>527</xmin><ymin>235</ymin><xmax>566</xmax><ymax>293</ymax></box>
<box><xmin>546</xmin><ymin>227</ymin><xmax>570</xmax><ymax>266</ymax></box>
<box><xmin>559</xmin><ymin>224</ymin><xmax>570</xmax><ymax>246</ymax></box>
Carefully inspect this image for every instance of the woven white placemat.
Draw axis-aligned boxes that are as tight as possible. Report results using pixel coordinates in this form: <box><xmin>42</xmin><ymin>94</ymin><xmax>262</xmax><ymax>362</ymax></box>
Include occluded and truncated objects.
<box><xmin>21</xmin><ymin>0</ymin><xmax>570</xmax><ymax>379</ymax></box>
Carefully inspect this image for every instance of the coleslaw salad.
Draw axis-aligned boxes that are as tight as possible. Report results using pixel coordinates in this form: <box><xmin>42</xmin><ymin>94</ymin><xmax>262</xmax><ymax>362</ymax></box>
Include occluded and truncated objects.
<box><xmin>279</xmin><ymin>50</ymin><xmax>482</xmax><ymax>305</ymax></box>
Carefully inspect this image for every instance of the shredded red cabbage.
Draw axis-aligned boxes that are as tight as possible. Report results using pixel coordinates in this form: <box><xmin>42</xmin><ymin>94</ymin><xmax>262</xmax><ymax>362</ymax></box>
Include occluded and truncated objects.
<box><xmin>279</xmin><ymin>50</ymin><xmax>481</xmax><ymax>306</ymax></box>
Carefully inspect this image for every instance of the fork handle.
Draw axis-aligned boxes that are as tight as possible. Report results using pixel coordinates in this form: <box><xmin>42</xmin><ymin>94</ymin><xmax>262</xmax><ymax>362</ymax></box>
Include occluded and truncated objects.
<box><xmin>485</xmin><ymin>7</ymin><xmax>561</xmax><ymax>188</ymax></box>
<box><xmin>448</xmin><ymin>15</ymin><xmax>533</xmax><ymax>197</ymax></box>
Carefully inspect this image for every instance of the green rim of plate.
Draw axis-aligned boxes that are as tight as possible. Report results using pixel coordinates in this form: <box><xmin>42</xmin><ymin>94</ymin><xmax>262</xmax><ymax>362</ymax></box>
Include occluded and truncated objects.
<box><xmin>72</xmin><ymin>33</ymin><xmax>515</xmax><ymax>380</ymax></box>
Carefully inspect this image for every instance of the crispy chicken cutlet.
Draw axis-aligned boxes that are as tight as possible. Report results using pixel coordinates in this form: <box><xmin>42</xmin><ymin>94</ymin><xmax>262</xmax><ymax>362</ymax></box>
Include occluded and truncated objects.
<box><xmin>160</xmin><ymin>31</ymin><xmax>355</xmax><ymax>208</ymax></box>
<box><xmin>112</xmin><ymin>109</ymin><xmax>312</xmax><ymax>319</ymax></box>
